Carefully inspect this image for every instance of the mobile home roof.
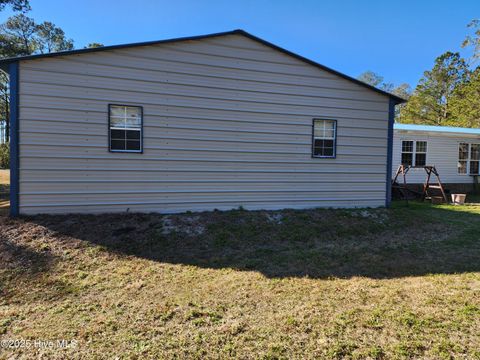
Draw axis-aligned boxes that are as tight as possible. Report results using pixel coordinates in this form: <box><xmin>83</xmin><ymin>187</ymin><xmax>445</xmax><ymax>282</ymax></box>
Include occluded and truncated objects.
<box><xmin>394</xmin><ymin>123</ymin><xmax>480</xmax><ymax>136</ymax></box>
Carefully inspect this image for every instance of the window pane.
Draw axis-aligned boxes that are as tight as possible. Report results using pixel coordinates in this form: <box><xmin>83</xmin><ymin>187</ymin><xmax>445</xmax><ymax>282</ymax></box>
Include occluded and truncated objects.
<box><xmin>313</xmin><ymin>119</ymin><xmax>323</xmax><ymax>128</ymax></box>
<box><xmin>125</xmin><ymin>117</ymin><xmax>141</xmax><ymax>128</ymax></box>
<box><xmin>314</xmin><ymin>147</ymin><xmax>332</xmax><ymax>157</ymax></box>
<box><xmin>401</xmin><ymin>153</ymin><xmax>413</xmax><ymax>166</ymax></box>
<box><xmin>470</xmin><ymin>161</ymin><xmax>479</xmax><ymax>175</ymax></box>
<box><xmin>471</xmin><ymin>144</ymin><xmax>480</xmax><ymax>160</ymax></box>
<box><xmin>459</xmin><ymin>143</ymin><xmax>469</xmax><ymax>160</ymax></box>
<box><xmin>110</xmin><ymin>117</ymin><xmax>125</xmax><ymax>127</ymax></box>
<box><xmin>126</xmin><ymin>140</ymin><xmax>141</xmax><ymax>151</ymax></box>
<box><xmin>110</xmin><ymin>106</ymin><xmax>125</xmax><ymax>117</ymax></box>
<box><xmin>324</xmin><ymin>129</ymin><xmax>335</xmax><ymax>139</ymax></box>
<box><xmin>323</xmin><ymin>148</ymin><xmax>334</xmax><ymax>157</ymax></box>
<box><xmin>314</xmin><ymin>139</ymin><xmax>324</xmax><ymax>148</ymax></box>
<box><xmin>111</xmin><ymin>139</ymin><xmax>125</xmax><ymax>151</ymax></box>
<box><xmin>314</xmin><ymin>127</ymin><xmax>325</xmax><ymax>137</ymax></box>
<box><xmin>416</xmin><ymin>141</ymin><xmax>427</xmax><ymax>153</ymax></box>
<box><xmin>459</xmin><ymin>150</ymin><xmax>469</xmax><ymax>160</ymax></box>
<box><xmin>111</xmin><ymin>129</ymin><xmax>126</xmax><ymax>140</ymax></box>
<box><xmin>402</xmin><ymin>141</ymin><xmax>413</xmax><ymax>152</ymax></box>
<box><xmin>415</xmin><ymin>153</ymin><xmax>426</xmax><ymax>166</ymax></box>
<box><xmin>323</xmin><ymin>140</ymin><xmax>334</xmax><ymax>148</ymax></box>
<box><xmin>126</xmin><ymin>107</ymin><xmax>141</xmax><ymax>118</ymax></box>
<box><xmin>458</xmin><ymin>161</ymin><xmax>467</xmax><ymax>174</ymax></box>
<box><xmin>126</xmin><ymin>130</ymin><xmax>141</xmax><ymax>140</ymax></box>
<box><xmin>324</xmin><ymin>120</ymin><xmax>335</xmax><ymax>130</ymax></box>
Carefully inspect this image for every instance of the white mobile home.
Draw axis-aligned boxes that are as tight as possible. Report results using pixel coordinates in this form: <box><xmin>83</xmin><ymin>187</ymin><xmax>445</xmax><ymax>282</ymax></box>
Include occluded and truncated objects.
<box><xmin>393</xmin><ymin>123</ymin><xmax>480</xmax><ymax>191</ymax></box>
<box><xmin>0</xmin><ymin>30</ymin><xmax>404</xmax><ymax>215</ymax></box>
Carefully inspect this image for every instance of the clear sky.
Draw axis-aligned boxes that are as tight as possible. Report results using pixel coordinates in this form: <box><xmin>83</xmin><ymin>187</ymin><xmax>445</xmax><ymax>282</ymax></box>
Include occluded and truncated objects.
<box><xmin>1</xmin><ymin>0</ymin><xmax>478</xmax><ymax>88</ymax></box>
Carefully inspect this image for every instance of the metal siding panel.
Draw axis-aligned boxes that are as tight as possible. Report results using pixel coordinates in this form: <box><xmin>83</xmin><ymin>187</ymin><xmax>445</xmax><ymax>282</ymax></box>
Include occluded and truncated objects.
<box><xmin>19</xmin><ymin>96</ymin><xmax>387</xmax><ymax>124</ymax></box>
<box><xmin>112</xmin><ymin>46</ymin><xmax>330</xmax><ymax>77</ymax></box>
<box><xmin>20</xmin><ymin>76</ymin><xmax>390</xmax><ymax>112</ymax></box>
<box><xmin>22</xmin><ymin>55</ymin><xmax>388</xmax><ymax>97</ymax></box>
<box><xmin>18</xmin><ymin>34</ymin><xmax>389</xmax><ymax>214</ymax></box>
<box><xmin>19</xmin><ymin>199</ymin><xmax>387</xmax><ymax>215</ymax></box>
<box><xmin>20</xmin><ymin>192</ymin><xmax>386</xmax><ymax>208</ymax></box>
<box><xmin>20</xmin><ymin>84</ymin><xmax>389</xmax><ymax>120</ymax></box>
<box><xmin>21</xmin><ymin>65</ymin><xmax>387</xmax><ymax>103</ymax></box>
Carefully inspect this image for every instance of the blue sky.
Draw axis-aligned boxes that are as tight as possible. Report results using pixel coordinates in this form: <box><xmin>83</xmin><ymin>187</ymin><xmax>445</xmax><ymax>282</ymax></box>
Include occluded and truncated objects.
<box><xmin>1</xmin><ymin>0</ymin><xmax>478</xmax><ymax>88</ymax></box>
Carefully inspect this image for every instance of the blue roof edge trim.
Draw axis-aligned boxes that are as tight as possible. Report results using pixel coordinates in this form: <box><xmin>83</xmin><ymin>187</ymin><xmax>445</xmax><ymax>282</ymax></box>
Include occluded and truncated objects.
<box><xmin>394</xmin><ymin>123</ymin><xmax>480</xmax><ymax>136</ymax></box>
<box><xmin>0</xmin><ymin>29</ymin><xmax>406</xmax><ymax>103</ymax></box>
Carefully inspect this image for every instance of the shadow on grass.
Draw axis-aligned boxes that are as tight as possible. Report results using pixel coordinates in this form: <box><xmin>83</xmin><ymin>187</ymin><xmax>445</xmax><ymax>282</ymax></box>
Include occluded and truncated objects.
<box><xmin>0</xmin><ymin>233</ymin><xmax>55</xmax><ymax>300</ymax></box>
<box><xmin>0</xmin><ymin>236</ymin><xmax>52</xmax><ymax>274</ymax></box>
<box><xmin>19</xmin><ymin>201</ymin><xmax>480</xmax><ymax>279</ymax></box>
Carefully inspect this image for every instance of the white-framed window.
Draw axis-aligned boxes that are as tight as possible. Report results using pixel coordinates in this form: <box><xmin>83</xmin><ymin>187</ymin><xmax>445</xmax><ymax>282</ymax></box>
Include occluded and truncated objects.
<box><xmin>312</xmin><ymin>119</ymin><xmax>336</xmax><ymax>158</ymax></box>
<box><xmin>401</xmin><ymin>140</ymin><xmax>427</xmax><ymax>166</ymax></box>
<box><xmin>458</xmin><ymin>143</ymin><xmax>480</xmax><ymax>175</ymax></box>
<box><xmin>109</xmin><ymin>105</ymin><xmax>143</xmax><ymax>153</ymax></box>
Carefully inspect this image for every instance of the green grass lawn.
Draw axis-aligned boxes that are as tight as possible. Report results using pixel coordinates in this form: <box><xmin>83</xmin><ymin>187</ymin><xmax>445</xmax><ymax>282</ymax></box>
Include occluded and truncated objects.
<box><xmin>0</xmin><ymin>201</ymin><xmax>479</xmax><ymax>359</ymax></box>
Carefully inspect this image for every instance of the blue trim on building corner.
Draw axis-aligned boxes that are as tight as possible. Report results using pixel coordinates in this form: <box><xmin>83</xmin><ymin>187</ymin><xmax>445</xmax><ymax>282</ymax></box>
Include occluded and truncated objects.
<box><xmin>9</xmin><ymin>62</ymin><xmax>19</xmax><ymax>217</ymax></box>
<box><xmin>385</xmin><ymin>98</ymin><xmax>395</xmax><ymax>208</ymax></box>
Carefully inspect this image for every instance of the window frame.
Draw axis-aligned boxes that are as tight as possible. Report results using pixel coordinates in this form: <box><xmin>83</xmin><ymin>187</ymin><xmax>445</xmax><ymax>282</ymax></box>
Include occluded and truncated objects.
<box><xmin>108</xmin><ymin>104</ymin><xmax>144</xmax><ymax>153</ymax></box>
<box><xmin>311</xmin><ymin>118</ymin><xmax>337</xmax><ymax>159</ymax></box>
<box><xmin>458</xmin><ymin>142</ymin><xmax>480</xmax><ymax>175</ymax></box>
<box><xmin>400</xmin><ymin>139</ymin><xmax>427</xmax><ymax>167</ymax></box>
<box><xmin>401</xmin><ymin>140</ymin><xmax>414</xmax><ymax>166</ymax></box>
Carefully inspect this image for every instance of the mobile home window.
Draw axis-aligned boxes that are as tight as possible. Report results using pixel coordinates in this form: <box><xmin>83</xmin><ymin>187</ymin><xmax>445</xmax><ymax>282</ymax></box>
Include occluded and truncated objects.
<box><xmin>415</xmin><ymin>141</ymin><xmax>427</xmax><ymax>166</ymax></box>
<box><xmin>401</xmin><ymin>140</ymin><xmax>427</xmax><ymax>166</ymax></box>
<box><xmin>401</xmin><ymin>141</ymin><xmax>413</xmax><ymax>166</ymax></box>
<box><xmin>458</xmin><ymin>143</ymin><xmax>480</xmax><ymax>175</ymax></box>
<box><xmin>471</xmin><ymin>144</ymin><xmax>480</xmax><ymax>174</ymax></box>
<box><xmin>109</xmin><ymin>105</ymin><xmax>142</xmax><ymax>152</ymax></box>
<box><xmin>312</xmin><ymin>119</ymin><xmax>336</xmax><ymax>158</ymax></box>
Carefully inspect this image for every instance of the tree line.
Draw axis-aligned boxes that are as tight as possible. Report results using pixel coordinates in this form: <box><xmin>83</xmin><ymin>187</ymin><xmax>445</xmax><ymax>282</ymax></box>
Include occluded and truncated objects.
<box><xmin>0</xmin><ymin>0</ymin><xmax>102</xmax><ymax>142</ymax></box>
<box><xmin>359</xmin><ymin>20</ymin><xmax>480</xmax><ymax>127</ymax></box>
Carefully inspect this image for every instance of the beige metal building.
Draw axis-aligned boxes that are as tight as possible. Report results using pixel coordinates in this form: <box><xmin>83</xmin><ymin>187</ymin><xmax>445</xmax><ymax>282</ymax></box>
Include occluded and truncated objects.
<box><xmin>0</xmin><ymin>30</ymin><xmax>404</xmax><ymax>215</ymax></box>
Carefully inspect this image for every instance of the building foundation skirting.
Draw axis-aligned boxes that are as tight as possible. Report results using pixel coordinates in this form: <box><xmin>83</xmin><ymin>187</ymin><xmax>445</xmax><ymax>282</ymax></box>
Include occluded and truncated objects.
<box><xmin>396</xmin><ymin>183</ymin><xmax>477</xmax><ymax>196</ymax></box>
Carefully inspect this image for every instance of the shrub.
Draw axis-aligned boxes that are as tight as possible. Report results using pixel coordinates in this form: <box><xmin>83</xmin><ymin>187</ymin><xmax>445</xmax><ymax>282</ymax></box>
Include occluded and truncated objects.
<box><xmin>0</xmin><ymin>142</ymin><xmax>9</xmax><ymax>169</ymax></box>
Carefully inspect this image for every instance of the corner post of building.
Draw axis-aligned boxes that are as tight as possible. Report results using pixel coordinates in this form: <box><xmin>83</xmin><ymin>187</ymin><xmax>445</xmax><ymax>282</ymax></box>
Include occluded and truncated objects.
<box><xmin>385</xmin><ymin>98</ymin><xmax>396</xmax><ymax>208</ymax></box>
<box><xmin>9</xmin><ymin>61</ymin><xmax>19</xmax><ymax>217</ymax></box>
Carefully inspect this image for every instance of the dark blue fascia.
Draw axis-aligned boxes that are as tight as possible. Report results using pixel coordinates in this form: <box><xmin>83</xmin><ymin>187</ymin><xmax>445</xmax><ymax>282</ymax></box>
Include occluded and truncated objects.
<box><xmin>9</xmin><ymin>61</ymin><xmax>19</xmax><ymax>217</ymax></box>
<box><xmin>385</xmin><ymin>98</ymin><xmax>395</xmax><ymax>208</ymax></box>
